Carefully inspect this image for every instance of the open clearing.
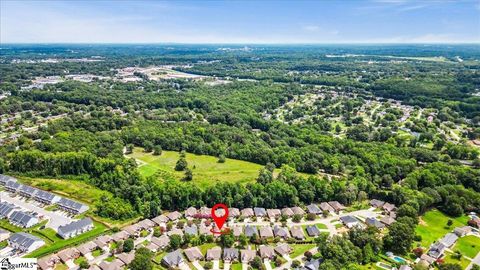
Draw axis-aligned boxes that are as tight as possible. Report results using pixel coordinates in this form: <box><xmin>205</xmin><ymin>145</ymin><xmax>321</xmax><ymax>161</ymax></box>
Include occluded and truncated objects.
<box><xmin>452</xmin><ymin>235</ymin><xmax>480</xmax><ymax>259</ymax></box>
<box><xmin>127</xmin><ymin>148</ymin><xmax>273</xmax><ymax>188</ymax></box>
<box><xmin>415</xmin><ymin>209</ymin><xmax>470</xmax><ymax>248</ymax></box>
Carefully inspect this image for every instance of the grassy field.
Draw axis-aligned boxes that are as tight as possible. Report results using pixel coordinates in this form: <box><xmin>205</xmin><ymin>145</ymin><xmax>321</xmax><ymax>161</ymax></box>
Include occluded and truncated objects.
<box><xmin>452</xmin><ymin>235</ymin><xmax>480</xmax><ymax>259</ymax></box>
<box><xmin>415</xmin><ymin>210</ymin><xmax>469</xmax><ymax>248</ymax></box>
<box><xmin>128</xmin><ymin>148</ymin><xmax>272</xmax><ymax>188</ymax></box>
<box><xmin>442</xmin><ymin>252</ymin><xmax>471</xmax><ymax>269</ymax></box>
<box><xmin>290</xmin><ymin>244</ymin><xmax>316</xmax><ymax>258</ymax></box>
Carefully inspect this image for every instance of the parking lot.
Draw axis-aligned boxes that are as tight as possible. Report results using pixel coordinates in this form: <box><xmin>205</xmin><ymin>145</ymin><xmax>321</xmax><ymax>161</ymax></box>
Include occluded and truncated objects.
<box><xmin>0</xmin><ymin>191</ymin><xmax>73</xmax><ymax>230</ymax></box>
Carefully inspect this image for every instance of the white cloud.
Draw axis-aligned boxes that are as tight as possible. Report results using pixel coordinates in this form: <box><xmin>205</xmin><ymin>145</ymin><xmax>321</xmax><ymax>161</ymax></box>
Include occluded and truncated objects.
<box><xmin>302</xmin><ymin>25</ymin><xmax>320</xmax><ymax>32</ymax></box>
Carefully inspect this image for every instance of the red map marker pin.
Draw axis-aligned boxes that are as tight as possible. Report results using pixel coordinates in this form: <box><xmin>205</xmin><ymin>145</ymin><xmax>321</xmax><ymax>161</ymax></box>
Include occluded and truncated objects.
<box><xmin>211</xmin><ymin>203</ymin><xmax>229</xmax><ymax>233</ymax></box>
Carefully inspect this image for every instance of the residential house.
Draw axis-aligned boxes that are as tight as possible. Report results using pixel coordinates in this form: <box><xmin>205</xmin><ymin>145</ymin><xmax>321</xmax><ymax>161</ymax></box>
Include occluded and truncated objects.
<box><xmin>241</xmin><ymin>249</ymin><xmax>257</xmax><ymax>263</ymax></box>
<box><xmin>185</xmin><ymin>207</ymin><xmax>197</xmax><ymax>218</ymax></box>
<box><xmin>319</xmin><ymin>202</ymin><xmax>335</xmax><ymax>214</ymax></box>
<box><xmin>37</xmin><ymin>254</ymin><xmax>60</xmax><ymax>270</ymax></box>
<box><xmin>291</xmin><ymin>206</ymin><xmax>305</xmax><ymax>216</ymax></box>
<box><xmin>223</xmin><ymin>248</ymin><xmax>239</xmax><ymax>262</ymax></box>
<box><xmin>228</xmin><ymin>208</ymin><xmax>240</xmax><ymax>218</ymax></box>
<box><xmin>382</xmin><ymin>203</ymin><xmax>396</xmax><ymax>213</ymax></box>
<box><xmin>380</xmin><ymin>216</ymin><xmax>395</xmax><ymax>226</ymax></box>
<box><xmin>339</xmin><ymin>216</ymin><xmax>360</xmax><ymax>228</ymax></box>
<box><xmin>57</xmin><ymin>218</ymin><xmax>93</xmax><ymax>239</ymax></box>
<box><xmin>162</xmin><ymin>249</ymin><xmax>185</xmax><ymax>268</ymax></box>
<box><xmin>117</xmin><ymin>251</ymin><xmax>135</xmax><ymax>265</ymax></box>
<box><xmin>328</xmin><ymin>201</ymin><xmax>346</xmax><ymax>213</ymax></box>
<box><xmin>254</xmin><ymin>207</ymin><xmax>267</xmax><ymax>217</ymax></box>
<box><xmin>77</xmin><ymin>241</ymin><xmax>97</xmax><ymax>256</ymax></box>
<box><xmin>454</xmin><ymin>226</ymin><xmax>472</xmax><ymax>237</ymax></box>
<box><xmin>267</xmin><ymin>209</ymin><xmax>281</xmax><ymax>219</ymax></box>
<box><xmin>5</xmin><ymin>181</ymin><xmax>21</xmax><ymax>193</ymax></box>
<box><xmin>57</xmin><ymin>247</ymin><xmax>80</xmax><ymax>263</ymax></box>
<box><xmin>167</xmin><ymin>211</ymin><xmax>182</xmax><ymax>221</ymax></box>
<box><xmin>365</xmin><ymin>217</ymin><xmax>385</xmax><ymax>229</ymax></box>
<box><xmin>18</xmin><ymin>185</ymin><xmax>38</xmax><ymax>198</ymax></box>
<box><xmin>370</xmin><ymin>199</ymin><xmax>385</xmax><ymax>208</ymax></box>
<box><xmin>274</xmin><ymin>243</ymin><xmax>292</xmax><ymax>256</ymax></box>
<box><xmin>259</xmin><ymin>245</ymin><xmax>275</xmax><ymax>259</ymax></box>
<box><xmin>245</xmin><ymin>225</ymin><xmax>258</xmax><ymax>237</ymax></box>
<box><xmin>303</xmin><ymin>259</ymin><xmax>322</xmax><ymax>270</ymax></box>
<box><xmin>112</xmin><ymin>231</ymin><xmax>129</xmax><ymax>242</ymax></box>
<box><xmin>0</xmin><ymin>201</ymin><xmax>17</xmax><ymax>218</ymax></box>
<box><xmin>146</xmin><ymin>242</ymin><xmax>161</xmax><ymax>252</ymax></box>
<box><xmin>8</xmin><ymin>232</ymin><xmax>45</xmax><ymax>254</ymax></box>
<box><xmin>306</xmin><ymin>225</ymin><xmax>321</xmax><ymax>237</ymax></box>
<box><xmin>290</xmin><ymin>226</ymin><xmax>305</xmax><ymax>240</ymax></box>
<box><xmin>428</xmin><ymin>242</ymin><xmax>446</xmax><ymax>259</ymax></box>
<box><xmin>0</xmin><ymin>229</ymin><xmax>10</xmax><ymax>242</ymax></box>
<box><xmin>420</xmin><ymin>254</ymin><xmax>436</xmax><ymax>265</ymax></box>
<box><xmin>57</xmin><ymin>197</ymin><xmax>89</xmax><ymax>215</ymax></box>
<box><xmin>439</xmin><ymin>233</ymin><xmax>458</xmax><ymax>248</ymax></box>
<box><xmin>273</xmin><ymin>225</ymin><xmax>290</xmax><ymax>238</ymax></box>
<box><xmin>468</xmin><ymin>217</ymin><xmax>480</xmax><ymax>228</ymax></box>
<box><xmin>232</xmin><ymin>226</ymin><xmax>243</xmax><ymax>237</ymax></box>
<box><xmin>241</xmin><ymin>208</ymin><xmax>254</xmax><ymax>218</ymax></box>
<box><xmin>306</xmin><ymin>204</ymin><xmax>321</xmax><ymax>215</ymax></box>
<box><xmin>184</xmin><ymin>247</ymin><xmax>203</xmax><ymax>261</ymax></box>
<box><xmin>399</xmin><ymin>266</ymin><xmax>412</xmax><ymax>270</ymax></box>
<box><xmin>184</xmin><ymin>224</ymin><xmax>198</xmax><ymax>236</ymax></box>
<box><xmin>168</xmin><ymin>228</ymin><xmax>184</xmax><ymax>237</ymax></box>
<box><xmin>199</xmin><ymin>224</ymin><xmax>212</xmax><ymax>235</ymax></box>
<box><xmin>9</xmin><ymin>211</ymin><xmax>39</xmax><ymax>228</ymax></box>
<box><xmin>199</xmin><ymin>207</ymin><xmax>211</xmax><ymax>218</ymax></box>
<box><xmin>151</xmin><ymin>235</ymin><xmax>170</xmax><ymax>250</ymax></box>
<box><xmin>33</xmin><ymin>190</ymin><xmax>60</xmax><ymax>205</ymax></box>
<box><xmin>259</xmin><ymin>226</ymin><xmax>274</xmax><ymax>238</ymax></box>
<box><xmin>98</xmin><ymin>259</ymin><xmax>124</xmax><ymax>270</ymax></box>
<box><xmin>124</xmin><ymin>224</ymin><xmax>140</xmax><ymax>237</ymax></box>
<box><xmin>137</xmin><ymin>219</ymin><xmax>156</xmax><ymax>230</ymax></box>
<box><xmin>206</xmin><ymin>246</ymin><xmax>222</xmax><ymax>261</ymax></box>
<box><xmin>152</xmin><ymin>214</ymin><xmax>169</xmax><ymax>226</ymax></box>
<box><xmin>281</xmin><ymin>207</ymin><xmax>294</xmax><ymax>217</ymax></box>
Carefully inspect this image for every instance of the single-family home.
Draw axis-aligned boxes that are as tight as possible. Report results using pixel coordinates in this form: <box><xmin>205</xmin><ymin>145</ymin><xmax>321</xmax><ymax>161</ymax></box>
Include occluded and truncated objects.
<box><xmin>184</xmin><ymin>224</ymin><xmax>198</xmax><ymax>235</ymax></box>
<box><xmin>439</xmin><ymin>233</ymin><xmax>458</xmax><ymax>248</ymax></box>
<box><xmin>259</xmin><ymin>245</ymin><xmax>275</xmax><ymax>259</ymax></box>
<box><xmin>117</xmin><ymin>251</ymin><xmax>135</xmax><ymax>265</ymax></box>
<box><xmin>370</xmin><ymin>199</ymin><xmax>385</xmax><ymax>208</ymax></box>
<box><xmin>137</xmin><ymin>219</ymin><xmax>156</xmax><ymax>230</ymax></box>
<box><xmin>365</xmin><ymin>217</ymin><xmax>385</xmax><ymax>229</ymax></box>
<box><xmin>290</xmin><ymin>226</ymin><xmax>305</xmax><ymax>240</ymax></box>
<box><xmin>267</xmin><ymin>209</ymin><xmax>281</xmax><ymax>219</ymax></box>
<box><xmin>259</xmin><ymin>226</ymin><xmax>274</xmax><ymax>238</ymax></box>
<box><xmin>223</xmin><ymin>248</ymin><xmax>239</xmax><ymax>262</ymax></box>
<box><xmin>380</xmin><ymin>216</ymin><xmax>395</xmax><ymax>226</ymax></box>
<box><xmin>319</xmin><ymin>202</ymin><xmax>335</xmax><ymax>214</ymax></box>
<box><xmin>206</xmin><ymin>246</ymin><xmax>222</xmax><ymax>261</ymax></box>
<box><xmin>291</xmin><ymin>206</ymin><xmax>305</xmax><ymax>216</ymax></box>
<box><xmin>306</xmin><ymin>225</ymin><xmax>321</xmax><ymax>237</ymax></box>
<box><xmin>454</xmin><ymin>226</ymin><xmax>472</xmax><ymax>237</ymax></box>
<box><xmin>339</xmin><ymin>215</ymin><xmax>360</xmax><ymax>228</ymax></box>
<box><xmin>199</xmin><ymin>207</ymin><xmax>211</xmax><ymax>218</ymax></box>
<box><xmin>8</xmin><ymin>232</ymin><xmax>45</xmax><ymax>253</ymax></box>
<box><xmin>428</xmin><ymin>242</ymin><xmax>446</xmax><ymax>259</ymax></box>
<box><xmin>232</xmin><ymin>226</ymin><xmax>243</xmax><ymax>237</ymax></box>
<box><xmin>162</xmin><ymin>249</ymin><xmax>185</xmax><ymax>268</ymax></box>
<box><xmin>245</xmin><ymin>225</ymin><xmax>258</xmax><ymax>237</ymax></box>
<box><xmin>37</xmin><ymin>254</ymin><xmax>60</xmax><ymax>270</ymax></box>
<box><xmin>303</xmin><ymin>259</ymin><xmax>322</xmax><ymax>270</ymax></box>
<box><xmin>399</xmin><ymin>265</ymin><xmax>412</xmax><ymax>270</ymax></box>
<box><xmin>112</xmin><ymin>231</ymin><xmax>130</xmax><ymax>242</ymax></box>
<box><xmin>382</xmin><ymin>203</ymin><xmax>396</xmax><ymax>213</ymax></box>
<box><xmin>328</xmin><ymin>201</ymin><xmax>346</xmax><ymax>213</ymax></box>
<box><xmin>228</xmin><ymin>208</ymin><xmax>240</xmax><ymax>218</ymax></box>
<box><xmin>57</xmin><ymin>218</ymin><xmax>93</xmax><ymax>239</ymax></box>
<box><xmin>57</xmin><ymin>198</ymin><xmax>89</xmax><ymax>215</ymax></box>
<box><xmin>274</xmin><ymin>243</ymin><xmax>292</xmax><ymax>256</ymax></box>
<box><xmin>199</xmin><ymin>224</ymin><xmax>212</xmax><ymax>235</ymax></box>
<box><xmin>306</xmin><ymin>204</ymin><xmax>321</xmax><ymax>214</ymax></box>
<box><xmin>273</xmin><ymin>225</ymin><xmax>290</xmax><ymax>238</ymax></box>
<box><xmin>241</xmin><ymin>208</ymin><xmax>254</xmax><ymax>218</ymax></box>
<box><xmin>281</xmin><ymin>207</ymin><xmax>294</xmax><ymax>217</ymax></box>
<box><xmin>468</xmin><ymin>217</ymin><xmax>480</xmax><ymax>228</ymax></box>
<box><xmin>185</xmin><ymin>207</ymin><xmax>197</xmax><ymax>218</ymax></box>
<box><xmin>167</xmin><ymin>211</ymin><xmax>182</xmax><ymax>221</ymax></box>
<box><xmin>241</xmin><ymin>249</ymin><xmax>257</xmax><ymax>263</ymax></box>
<box><xmin>254</xmin><ymin>207</ymin><xmax>267</xmax><ymax>217</ymax></box>
<box><xmin>98</xmin><ymin>259</ymin><xmax>124</xmax><ymax>270</ymax></box>
<box><xmin>77</xmin><ymin>241</ymin><xmax>97</xmax><ymax>256</ymax></box>
<box><xmin>9</xmin><ymin>211</ymin><xmax>39</xmax><ymax>228</ymax></box>
<box><xmin>152</xmin><ymin>215</ymin><xmax>169</xmax><ymax>226</ymax></box>
<box><xmin>151</xmin><ymin>234</ymin><xmax>170</xmax><ymax>250</ymax></box>
<box><xmin>57</xmin><ymin>247</ymin><xmax>80</xmax><ymax>263</ymax></box>
<box><xmin>168</xmin><ymin>228</ymin><xmax>184</xmax><ymax>237</ymax></box>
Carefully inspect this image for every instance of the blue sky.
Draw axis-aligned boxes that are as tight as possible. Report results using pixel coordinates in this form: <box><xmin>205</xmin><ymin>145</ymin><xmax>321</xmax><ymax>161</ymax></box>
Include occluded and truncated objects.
<box><xmin>1</xmin><ymin>0</ymin><xmax>479</xmax><ymax>43</ymax></box>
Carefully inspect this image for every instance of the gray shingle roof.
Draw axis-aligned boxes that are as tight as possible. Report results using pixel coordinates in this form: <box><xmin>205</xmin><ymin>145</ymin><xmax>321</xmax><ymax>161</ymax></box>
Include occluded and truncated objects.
<box><xmin>57</xmin><ymin>197</ymin><xmax>89</xmax><ymax>213</ymax></box>
<box><xmin>18</xmin><ymin>185</ymin><xmax>38</xmax><ymax>197</ymax></box>
<box><xmin>439</xmin><ymin>233</ymin><xmax>458</xmax><ymax>247</ymax></box>
<box><xmin>340</xmin><ymin>215</ymin><xmax>358</xmax><ymax>225</ymax></box>
<box><xmin>9</xmin><ymin>211</ymin><xmax>38</xmax><ymax>227</ymax></box>
<box><xmin>306</xmin><ymin>204</ymin><xmax>321</xmax><ymax>214</ymax></box>
<box><xmin>245</xmin><ymin>225</ymin><xmax>258</xmax><ymax>237</ymax></box>
<box><xmin>223</xmin><ymin>248</ymin><xmax>239</xmax><ymax>261</ymax></box>
<box><xmin>184</xmin><ymin>224</ymin><xmax>198</xmax><ymax>235</ymax></box>
<box><xmin>254</xmin><ymin>207</ymin><xmax>267</xmax><ymax>217</ymax></box>
<box><xmin>0</xmin><ymin>201</ymin><xmax>17</xmax><ymax>218</ymax></box>
<box><xmin>0</xmin><ymin>174</ymin><xmax>17</xmax><ymax>185</ymax></box>
<box><xmin>306</xmin><ymin>225</ymin><xmax>321</xmax><ymax>236</ymax></box>
<box><xmin>33</xmin><ymin>189</ymin><xmax>60</xmax><ymax>203</ymax></box>
<box><xmin>365</xmin><ymin>217</ymin><xmax>385</xmax><ymax>229</ymax></box>
<box><xmin>162</xmin><ymin>249</ymin><xmax>184</xmax><ymax>267</ymax></box>
<box><xmin>5</xmin><ymin>181</ymin><xmax>21</xmax><ymax>191</ymax></box>
<box><xmin>8</xmin><ymin>232</ymin><xmax>44</xmax><ymax>250</ymax></box>
<box><xmin>57</xmin><ymin>218</ymin><xmax>93</xmax><ymax>238</ymax></box>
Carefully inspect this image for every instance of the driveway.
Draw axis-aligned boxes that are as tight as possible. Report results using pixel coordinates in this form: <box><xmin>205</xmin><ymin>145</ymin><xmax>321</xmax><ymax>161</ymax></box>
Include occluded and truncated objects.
<box><xmin>264</xmin><ymin>259</ymin><xmax>272</xmax><ymax>270</ymax></box>
<box><xmin>242</xmin><ymin>263</ymin><xmax>249</xmax><ymax>270</ymax></box>
<box><xmin>179</xmin><ymin>262</ymin><xmax>192</xmax><ymax>270</ymax></box>
<box><xmin>213</xmin><ymin>260</ymin><xmax>220</xmax><ymax>269</ymax></box>
<box><xmin>192</xmin><ymin>260</ymin><xmax>205</xmax><ymax>270</ymax></box>
<box><xmin>0</xmin><ymin>191</ymin><xmax>72</xmax><ymax>230</ymax></box>
<box><xmin>65</xmin><ymin>259</ymin><xmax>76</xmax><ymax>268</ymax></box>
<box><xmin>224</xmin><ymin>261</ymin><xmax>230</xmax><ymax>270</ymax></box>
<box><xmin>84</xmin><ymin>253</ymin><xmax>94</xmax><ymax>261</ymax></box>
<box><xmin>466</xmin><ymin>251</ymin><xmax>480</xmax><ymax>270</ymax></box>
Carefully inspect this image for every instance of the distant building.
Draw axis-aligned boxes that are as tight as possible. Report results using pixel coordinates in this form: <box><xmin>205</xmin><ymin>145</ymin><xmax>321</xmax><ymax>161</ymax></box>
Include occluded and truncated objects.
<box><xmin>369</xmin><ymin>199</ymin><xmax>385</xmax><ymax>208</ymax></box>
<box><xmin>319</xmin><ymin>202</ymin><xmax>335</xmax><ymax>214</ymax></box>
<box><xmin>18</xmin><ymin>185</ymin><xmax>38</xmax><ymax>198</ymax></box>
<box><xmin>0</xmin><ymin>201</ymin><xmax>17</xmax><ymax>218</ymax></box>
<box><xmin>5</xmin><ymin>181</ymin><xmax>21</xmax><ymax>193</ymax></box>
<box><xmin>273</xmin><ymin>225</ymin><xmax>290</xmax><ymax>238</ymax></box>
<box><xmin>306</xmin><ymin>204</ymin><xmax>321</xmax><ymax>215</ymax></box>
<box><xmin>228</xmin><ymin>208</ymin><xmax>240</xmax><ymax>218</ymax></box>
<box><xmin>184</xmin><ymin>224</ymin><xmax>198</xmax><ymax>236</ymax></box>
<box><xmin>267</xmin><ymin>209</ymin><xmax>281</xmax><ymax>219</ymax></box>
<box><xmin>8</xmin><ymin>232</ymin><xmax>45</xmax><ymax>253</ymax></box>
<box><xmin>57</xmin><ymin>218</ymin><xmax>93</xmax><ymax>239</ymax></box>
<box><xmin>339</xmin><ymin>216</ymin><xmax>360</xmax><ymax>228</ymax></box>
<box><xmin>162</xmin><ymin>249</ymin><xmax>184</xmax><ymax>268</ymax></box>
<box><xmin>274</xmin><ymin>243</ymin><xmax>292</xmax><ymax>256</ymax></box>
<box><xmin>0</xmin><ymin>174</ymin><xmax>17</xmax><ymax>186</ymax></box>
<box><xmin>365</xmin><ymin>217</ymin><xmax>385</xmax><ymax>229</ymax></box>
<box><xmin>254</xmin><ymin>207</ymin><xmax>267</xmax><ymax>217</ymax></box>
<box><xmin>57</xmin><ymin>198</ymin><xmax>89</xmax><ymax>215</ymax></box>
<box><xmin>33</xmin><ymin>190</ymin><xmax>61</xmax><ymax>205</ymax></box>
<box><xmin>259</xmin><ymin>226</ymin><xmax>274</xmax><ymax>238</ymax></box>
<box><xmin>328</xmin><ymin>201</ymin><xmax>346</xmax><ymax>212</ymax></box>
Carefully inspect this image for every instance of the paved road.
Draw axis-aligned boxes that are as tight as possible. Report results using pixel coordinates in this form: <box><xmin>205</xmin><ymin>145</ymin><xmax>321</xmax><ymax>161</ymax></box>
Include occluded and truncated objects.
<box><xmin>0</xmin><ymin>191</ymin><xmax>72</xmax><ymax>230</ymax></box>
<box><xmin>192</xmin><ymin>260</ymin><xmax>205</xmax><ymax>270</ymax></box>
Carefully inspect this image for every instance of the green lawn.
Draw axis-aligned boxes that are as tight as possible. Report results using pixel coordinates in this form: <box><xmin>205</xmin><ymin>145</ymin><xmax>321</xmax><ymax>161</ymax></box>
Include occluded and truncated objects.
<box><xmin>290</xmin><ymin>244</ymin><xmax>316</xmax><ymax>258</ymax></box>
<box><xmin>74</xmin><ymin>256</ymin><xmax>87</xmax><ymax>265</ymax></box>
<box><xmin>415</xmin><ymin>210</ymin><xmax>469</xmax><ymax>248</ymax></box>
<box><xmin>92</xmin><ymin>249</ymin><xmax>102</xmax><ymax>257</ymax></box>
<box><xmin>442</xmin><ymin>252</ymin><xmax>471</xmax><ymax>269</ymax></box>
<box><xmin>198</xmin><ymin>242</ymin><xmax>218</xmax><ymax>255</ymax></box>
<box><xmin>452</xmin><ymin>235</ymin><xmax>480</xmax><ymax>259</ymax></box>
<box><xmin>231</xmin><ymin>262</ymin><xmax>242</xmax><ymax>270</ymax></box>
<box><xmin>26</xmin><ymin>222</ymin><xmax>108</xmax><ymax>258</ymax></box>
<box><xmin>0</xmin><ymin>240</ymin><xmax>7</xmax><ymax>249</ymax></box>
<box><xmin>128</xmin><ymin>148</ymin><xmax>269</xmax><ymax>188</ymax></box>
